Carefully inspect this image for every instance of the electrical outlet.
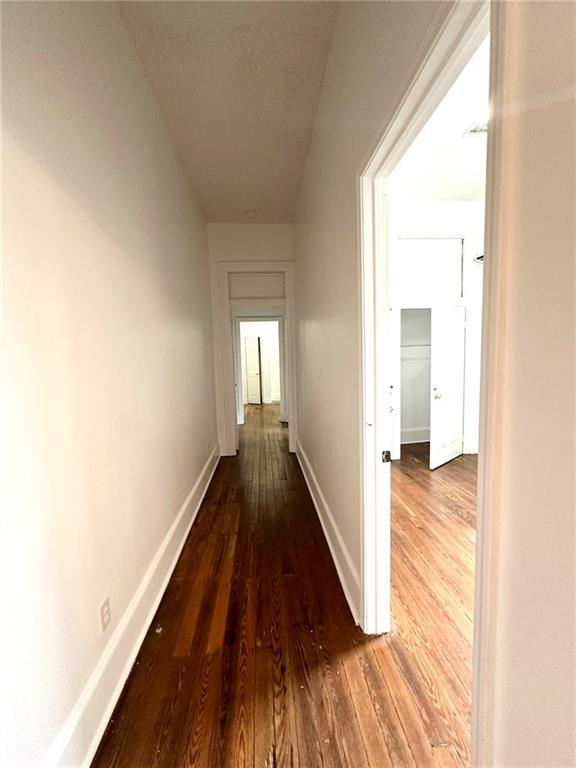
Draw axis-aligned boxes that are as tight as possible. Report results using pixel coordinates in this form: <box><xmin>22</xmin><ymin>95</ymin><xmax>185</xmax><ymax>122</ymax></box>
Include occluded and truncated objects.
<box><xmin>100</xmin><ymin>597</ymin><xmax>111</xmax><ymax>633</ymax></box>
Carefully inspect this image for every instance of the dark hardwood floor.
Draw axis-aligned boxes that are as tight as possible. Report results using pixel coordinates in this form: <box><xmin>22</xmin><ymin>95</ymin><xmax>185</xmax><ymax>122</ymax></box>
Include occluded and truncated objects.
<box><xmin>92</xmin><ymin>406</ymin><xmax>477</xmax><ymax>768</ymax></box>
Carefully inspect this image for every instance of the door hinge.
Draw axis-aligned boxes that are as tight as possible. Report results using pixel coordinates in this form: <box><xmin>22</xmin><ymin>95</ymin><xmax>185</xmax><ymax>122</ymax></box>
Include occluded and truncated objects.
<box><xmin>382</xmin><ymin>450</ymin><xmax>391</xmax><ymax>463</ymax></box>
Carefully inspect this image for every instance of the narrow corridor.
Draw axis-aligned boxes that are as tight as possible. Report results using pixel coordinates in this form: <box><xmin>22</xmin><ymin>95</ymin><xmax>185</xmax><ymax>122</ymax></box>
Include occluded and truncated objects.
<box><xmin>92</xmin><ymin>405</ymin><xmax>476</xmax><ymax>767</ymax></box>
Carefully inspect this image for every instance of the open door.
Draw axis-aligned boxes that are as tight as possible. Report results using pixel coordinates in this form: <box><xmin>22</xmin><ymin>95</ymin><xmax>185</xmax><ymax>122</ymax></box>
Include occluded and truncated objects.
<box><xmin>389</xmin><ymin>307</ymin><xmax>401</xmax><ymax>460</ymax></box>
<box><xmin>429</xmin><ymin>305</ymin><xmax>466</xmax><ymax>469</ymax></box>
<box><xmin>245</xmin><ymin>336</ymin><xmax>262</xmax><ymax>404</ymax></box>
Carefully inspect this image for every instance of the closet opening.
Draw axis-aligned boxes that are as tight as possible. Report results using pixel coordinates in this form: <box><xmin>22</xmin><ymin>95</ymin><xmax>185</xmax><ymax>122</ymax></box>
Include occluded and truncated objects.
<box><xmin>399</xmin><ymin>308</ymin><xmax>431</xmax><ymax>462</ymax></box>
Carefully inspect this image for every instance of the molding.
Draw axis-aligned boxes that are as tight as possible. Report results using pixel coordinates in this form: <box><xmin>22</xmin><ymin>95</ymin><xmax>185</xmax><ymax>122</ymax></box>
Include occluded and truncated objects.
<box><xmin>471</xmin><ymin>3</ymin><xmax>509</xmax><ymax>765</ymax></box>
<box><xmin>48</xmin><ymin>447</ymin><xmax>220</xmax><ymax>768</ymax></box>
<box><xmin>296</xmin><ymin>441</ymin><xmax>361</xmax><ymax>624</ymax></box>
<box><xmin>230</xmin><ymin>298</ymin><xmax>286</xmax><ymax>312</ymax></box>
<box><xmin>401</xmin><ymin>345</ymin><xmax>431</xmax><ymax>359</ymax></box>
<box><xmin>401</xmin><ymin>428</ymin><xmax>430</xmax><ymax>444</ymax></box>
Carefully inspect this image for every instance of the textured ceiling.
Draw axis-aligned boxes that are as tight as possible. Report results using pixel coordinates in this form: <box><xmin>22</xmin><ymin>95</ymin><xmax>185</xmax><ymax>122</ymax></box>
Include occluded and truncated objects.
<box><xmin>121</xmin><ymin>2</ymin><xmax>338</xmax><ymax>222</ymax></box>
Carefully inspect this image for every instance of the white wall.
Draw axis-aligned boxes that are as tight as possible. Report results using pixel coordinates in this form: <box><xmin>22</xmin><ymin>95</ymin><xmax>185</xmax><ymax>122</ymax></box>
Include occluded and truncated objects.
<box><xmin>207</xmin><ymin>223</ymin><xmax>293</xmax><ymax>264</ymax></box>
<box><xmin>1</xmin><ymin>4</ymin><xmax>217</xmax><ymax>767</ymax></box>
<box><xmin>474</xmin><ymin>2</ymin><xmax>575</xmax><ymax>765</ymax></box>
<box><xmin>293</xmin><ymin>1</ymin><xmax>448</xmax><ymax>617</ymax></box>
<box><xmin>229</xmin><ymin>271</ymin><xmax>286</xmax><ymax>299</ymax></box>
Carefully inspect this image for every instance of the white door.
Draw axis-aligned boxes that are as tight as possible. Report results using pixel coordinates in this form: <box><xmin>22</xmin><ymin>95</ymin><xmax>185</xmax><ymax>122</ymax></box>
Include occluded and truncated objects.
<box><xmin>245</xmin><ymin>336</ymin><xmax>262</xmax><ymax>404</ymax></box>
<box><xmin>389</xmin><ymin>307</ymin><xmax>402</xmax><ymax>460</ymax></box>
<box><xmin>429</xmin><ymin>306</ymin><xmax>466</xmax><ymax>469</ymax></box>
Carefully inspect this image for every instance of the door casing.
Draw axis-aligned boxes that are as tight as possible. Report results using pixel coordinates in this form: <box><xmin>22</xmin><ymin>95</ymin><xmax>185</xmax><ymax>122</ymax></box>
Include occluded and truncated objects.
<box><xmin>358</xmin><ymin>0</ymin><xmax>489</xmax><ymax>637</ymax></box>
<box><xmin>429</xmin><ymin>305</ymin><xmax>466</xmax><ymax>469</ymax></box>
<box><xmin>359</xmin><ymin>1</ymin><xmax>520</xmax><ymax>764</ymax></box>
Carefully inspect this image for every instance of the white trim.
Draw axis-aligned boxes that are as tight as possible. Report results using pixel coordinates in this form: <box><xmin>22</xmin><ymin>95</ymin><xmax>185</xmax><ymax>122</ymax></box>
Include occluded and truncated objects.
<box><xmin>471</xmin><ymin>4</ymin><xmax>509</xmax><ymax>764</ymax></box>
<box><xmin>359</xmin><ymin>0</ymin><xmax>489</xmax><ymax>635</ymax></box>
<box><xmin>234</xmin><ymin>317</ymin><xmax>246</xmax><ymax>424</ymax></box>
<box><xmin>401</xmin><ymin>428</ymin><xmax>430</xmax><ymax>444</ymax></box>
<box><xmin>212</xmin><ymin>260</ymin><xmax>297</xmax><ymax>455</ymax></box>
<box><xmin>47</xmin><ymin>447</ymin><xmax>220</xmax><ymax>768</ymax></box>
<box><xmin>277</xmin><ymin>316</ymin><xmax>288</xmax><ymax>423</ymax></box>
<box><xmin>296</xmin><ymin>441</ymin><xmax>360</xmax><ymax>624</ymax></box>
<box><xmin>229</xmin><ymin>298</ymin><xmax>286</xmax><ymax>310</ymax></box>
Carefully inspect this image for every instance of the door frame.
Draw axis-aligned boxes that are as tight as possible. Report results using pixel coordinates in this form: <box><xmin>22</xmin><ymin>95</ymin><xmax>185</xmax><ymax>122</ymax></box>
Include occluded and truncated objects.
<box><xmin>428</xmin><ymin>304</ymin><xmax>467</xmax><ymax>470</ymax></box>
<box><xmin>213</xmin><ymin>260</ymin><xmax>297</xmax><ymax>455</ymax></box>
<box><xmin>358</xmin><ymin>0</ymin><xmax>489</xmax><ymax>637</ymax></box>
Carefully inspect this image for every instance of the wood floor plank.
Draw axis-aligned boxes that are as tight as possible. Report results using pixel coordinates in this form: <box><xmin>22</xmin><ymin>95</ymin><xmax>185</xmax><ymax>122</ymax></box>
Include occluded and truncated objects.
<box><xmin>91</xmin><ymin>411</ymin><xmax>476</xmax><ymax>768</ymax></box>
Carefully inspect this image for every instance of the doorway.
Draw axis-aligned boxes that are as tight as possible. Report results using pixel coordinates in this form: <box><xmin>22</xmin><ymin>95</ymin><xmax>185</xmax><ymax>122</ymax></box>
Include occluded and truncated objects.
<box><xmin>359</xmin><ymin>1</ymin><xmax>489</xmax><ymax>636</ymax></box>
<box><xmin>359</xmin><ymin>11</ymin><xmax>490</xmax><ymax>756</ymax></box>
<box><xmin>394</xmin><ymin>302</ymin><xmax>470</xmax><ymax>469</ymax></box>
<box><xmin>237</xmin><ymin>319</ymin><xmax>283</xmax><ymax>414</ymax></box>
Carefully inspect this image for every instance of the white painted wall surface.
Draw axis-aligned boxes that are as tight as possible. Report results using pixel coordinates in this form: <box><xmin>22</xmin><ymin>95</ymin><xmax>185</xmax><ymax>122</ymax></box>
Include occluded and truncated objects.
<box><xmin>1</xmin><ymin>4</ymin><xmax>217</xmax><ymax>766</ymax></box>
<box><xmin>207</xmin><ymin>223</ymin><xmax>293</xmax><ymax>263</ymax></box>
<box><xmin>229</xmin><ymin>271</ymin><xmax>285</xmax><ymax>300</ymax></box>
<box><xmin>474</xmin><ymin>3</ymin><xmax>575</xmax><ymax>765</ymax></box>
<box><xmin>391</xmin><ymin>238</ymin><xmax>464</xmax><ymax>307</ymax></box>
<box><xmin>293</xmin><ymin>1</ymin><xmax>448</xmax><ymax>617</ymax></box>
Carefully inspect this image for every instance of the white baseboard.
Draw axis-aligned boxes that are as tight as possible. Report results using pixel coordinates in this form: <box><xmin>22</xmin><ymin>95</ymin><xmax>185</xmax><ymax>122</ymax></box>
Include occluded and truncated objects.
<box><xmin>401</xmin><ymin>427</ymin><xmax>430</xmax><ymax>444</ymax></box>
<box><xmin>296</xmin><ymin>441</ymin><xmax>360</xmax><ymax>624</ymax></box>
<box><xmin>49</xmin><ymin>446</ymin><xmax>220</xmax><ymax>768</ymax></box>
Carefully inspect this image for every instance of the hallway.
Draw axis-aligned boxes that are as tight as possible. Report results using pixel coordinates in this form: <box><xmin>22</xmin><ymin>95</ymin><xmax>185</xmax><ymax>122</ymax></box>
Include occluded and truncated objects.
<box><xmin>4</xmin><ymin>4</ymin><xmax>574</xmax><ymax>764</ymax></box>
<box><xmin>92</xmin><ymin>405</ymin><xmax>476</xmax><ymax>768</ymax></box>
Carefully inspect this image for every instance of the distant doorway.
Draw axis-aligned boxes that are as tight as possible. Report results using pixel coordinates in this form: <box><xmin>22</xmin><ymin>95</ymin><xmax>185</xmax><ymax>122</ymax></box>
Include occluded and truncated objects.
<box><xmin>214</xmin><ymin>260</ymin><xmax>296</xmax><ymax>454</ymax></box>
<box><xmin>236</xmin><ymin>319</ymin><xmax>284</xmax><ymax>424</ymax></box>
